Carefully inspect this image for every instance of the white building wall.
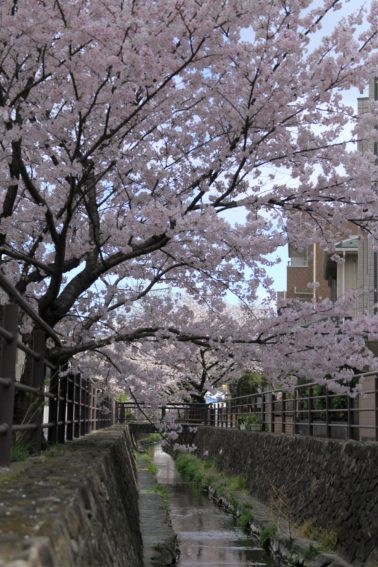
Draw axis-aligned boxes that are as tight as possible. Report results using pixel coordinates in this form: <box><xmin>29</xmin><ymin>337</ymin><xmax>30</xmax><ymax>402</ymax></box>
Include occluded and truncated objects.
<box><xmin>357</xmin><ymin>225</ymin><xmax>377</xmax><ymax>315</ymax></box>
<box><xmin>356</xmin><ymin>78</ymin><xmax>378</xmax><ymax>316</ymax></box>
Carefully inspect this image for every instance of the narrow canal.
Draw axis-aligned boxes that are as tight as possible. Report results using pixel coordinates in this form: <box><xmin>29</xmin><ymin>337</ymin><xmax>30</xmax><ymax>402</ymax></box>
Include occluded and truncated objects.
<box><xmin>152</xmin><ymin>445</ymin><xmax>275</xmax><ymax>567</ymax></box>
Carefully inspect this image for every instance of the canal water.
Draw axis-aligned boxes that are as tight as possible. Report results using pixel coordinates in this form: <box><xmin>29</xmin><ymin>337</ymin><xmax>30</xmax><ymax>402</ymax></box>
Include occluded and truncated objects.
<box><xmin>152</xmin><ymin>446</ymin><xmax>275</xmax><ymax>567</ymax></box>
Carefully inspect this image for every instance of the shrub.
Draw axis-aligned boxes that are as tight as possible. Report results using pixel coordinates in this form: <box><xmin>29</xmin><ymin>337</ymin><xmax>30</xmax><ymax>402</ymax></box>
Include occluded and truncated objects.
<box><xmin>10</xmin><ymin>444</ymin><xmax>30</xmax><ymax>462</ymax></box>
<box><xmin>319</xmin><ymin>529</ymin><xmax>337</xmax><ymax>552</ymax></box>
<box><xmin>175</xmin><ymin>453</ymin><xmax>254</xmax><ymax>533</ymax></box>
<box><xmin>227</xmin><ymin>475</ymin><xmax>246</xmax><ymax>491</ymax></box>
<box><xmin>260</xmin><ymin>525</ymin><xmax>277</xmax><ymax>550</ymax></box>
<box><xmin>304</xmin><ymin>544</ymin><xmax>319</xmax><ymax>560</ymax></box>
<box><xmin>238</xmin><ymin>506</ymin><xmax>254</xmax><ymax>530</ymax></box>
<box><xmin>147</xmin><ymin>462</ymin><xmax>158</xmax><ymax>475</ymax></box>
<box><xmin>298</xmin><ymin>520</ymin><xmax>337</xmax><ymax>552</ymax></box>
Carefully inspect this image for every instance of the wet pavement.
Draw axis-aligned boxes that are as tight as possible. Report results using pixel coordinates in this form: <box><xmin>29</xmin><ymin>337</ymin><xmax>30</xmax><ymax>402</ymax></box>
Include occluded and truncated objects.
<box><xmin>152</xmin><ymin>446</ymin><xmax>276</xmax><ymax>567</ymax></box>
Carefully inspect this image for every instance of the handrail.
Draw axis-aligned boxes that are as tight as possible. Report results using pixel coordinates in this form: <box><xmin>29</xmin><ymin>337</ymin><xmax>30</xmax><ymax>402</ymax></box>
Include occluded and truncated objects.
<box><xmin>116</xmin><ymin>371</ymin><xmax>378</xmax><ymax>443</ymax></box>
<box><xmin>0</xmin><ymin>271</ymin><xmax>61</xmax><ymax>346</ymax></box>
<box><xmin>0</xmin><ymin>293</ymin><xmax>115</xmax><ymax>468</ymax></box>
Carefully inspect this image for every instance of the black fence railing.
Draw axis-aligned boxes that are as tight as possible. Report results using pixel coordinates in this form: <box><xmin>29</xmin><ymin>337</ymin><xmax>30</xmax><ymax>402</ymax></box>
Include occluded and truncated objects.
<box><xmin>0</xmin><ymin>273</ymin><xmax>115</xmax><ymax>468</ymax></box>
<box><xmin>116</xmin><ymin>372</ymin><xmax>378</xmax><ymax>443</ymax></box>
<box><xmin>115</xmin><ymin>401</ymin><xmax>209</xmax><ymax>426</ymax></box>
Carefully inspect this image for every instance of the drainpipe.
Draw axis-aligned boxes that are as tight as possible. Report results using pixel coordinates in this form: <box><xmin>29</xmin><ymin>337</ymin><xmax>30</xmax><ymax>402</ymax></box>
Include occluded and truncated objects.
<box><xmin>343</xmin><ymin>250</ymin><xmax>346</xmax><ymax>297</ymax></box>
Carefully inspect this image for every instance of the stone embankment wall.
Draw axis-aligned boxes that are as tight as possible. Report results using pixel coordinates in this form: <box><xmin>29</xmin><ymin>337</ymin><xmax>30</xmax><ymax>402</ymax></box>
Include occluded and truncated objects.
<box><xmin>193</xmin><ymin>427</ymin><xmax>378</xmax><ymax>566</ymax></box>
<box><xmin>0</xmin><ymin>427</ymin><xmax>143</xmax><ymax>567</ymax></box>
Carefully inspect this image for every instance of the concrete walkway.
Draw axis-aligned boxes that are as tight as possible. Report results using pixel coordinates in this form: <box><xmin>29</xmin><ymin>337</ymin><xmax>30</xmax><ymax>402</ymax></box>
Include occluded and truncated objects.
<box><xmin>137</xmin><ymin>453</ymin><xmax>178</xmax><ymax>566</ymax></box>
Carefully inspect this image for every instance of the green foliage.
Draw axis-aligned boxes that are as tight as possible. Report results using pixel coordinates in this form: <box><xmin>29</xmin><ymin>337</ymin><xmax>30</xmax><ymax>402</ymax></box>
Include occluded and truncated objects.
<box><xmin>147</xmin><ymin>462</ymin><xmax>158</xmax><ymax>475</ymax></box>
<box><xmin>227</xmin><ymin>475</ymin><xmax>246</xmax><ymax>491</ymax></box>
<box><xmin>176</xmin><ymin>453</ymin><xmax>247</xmax><ymax>493</ymax></box>
<box><xmin>217</xmin><ymin>483</ymin><xmax>226</xmax><ymax>496</ymax></box>
<box><xmin>229</xmin><ymin>372</ymin><xmax>265</xmax><ymax>398</ymax></box>
<box><xmin>260</xmin><ymin>525</ymin><xmax>277</xmax><ymax>550</ymax></box>
<box><xmin>44</xmin><ymin>444</ymin><xmax>66</xmax><ymax>458</ymax></box>
<box><xmin>146</xmin><ymin>432</ymin><xmax>162</xmax><ymax>443</ymax></box>
<box><xmin>238</xmin><ymin>506</ymin><xmax>254</xmax><ymax>530</ymax></box>
<box><xmin>319</xmin><ymin>529</ymin><xmax>338</xmax><ymax>551</ymax></box>
<box><xmin>237</xmin><ymin>413</ymin><xmax>261</xmax><ymax>430</ymax></box>
<box><xmin>10</xmin><ymin>443</ymin><xmax>30</xmax><ymax>462</ymax></box>
<box><xmin>304</xmin><ymin>544</ymin><xmax>320</xmax><ymax>560</ymax></box>
<box><xmin>153</xmin><ymin>484</ymin><xmax>169</xmax><ymax>514</ymax></box>
<box><xmin>175</xmin><ymin>453</ymin><xmax>253</xmax><ymax>532</ymax></box>
<box><xmin>227</xmin><ymin>490</ymin><xmax>238</xmax><ymax>510</ymax></box>
<box><xmin>153</xmin><ymin>483</ymin><xmax>169</xmax><ymax>498</ymax></box>
<box><xmin>298</xmin><ymin>520</ymin><xmax>337</xmax><ymax>552</ymax></box>
<box><xmin>115</xmin><ymin>392</ymin><xmax>129</xmax><ymax>402</ymax></box>
<box><xmin>300</xmin><ymin>385</ymin><xmax>348</xmax><ymax>422</ymax></box>
<box><xmin>176</xmin><ymin>453</ymin><xmax>201</xmax><ymax>481</ymax></box>
<box><xmin>202</xmin><ymin>470</ymin><xmax>217</xmax><ymax>487</ymax></box>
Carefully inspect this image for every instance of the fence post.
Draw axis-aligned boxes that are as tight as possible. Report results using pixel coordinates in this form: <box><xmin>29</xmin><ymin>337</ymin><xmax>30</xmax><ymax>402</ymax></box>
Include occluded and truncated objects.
<box><xmin>57</xmin><ymin>373</ymin><xmax>67</xmax><ymax>443</ymax></box>
<box><xmin>325</xmin><ymin>388</ymin><xmax>331</xmax><ymax>439</ymax></box>
<box><xmin>90</xmin><ymin>382</ymin><xmax>96</xmax><ymax>431</ymax></box>
<box><xmin>270</xmin><ymin>392</ymin><xmax>275</xmax><ymax>433</ymax></box>
<box><xmin>66</xmin><ymin>373</ymin><xmax>74</xmax><ymax>441</ymax></box>
<box><xmin>111</xmin><ymin>397</ymin><xmax>115</xmax><ymax>426</ymax></box>
<box><xmin>294</xmin><ymin>389</ymin><xmax>298</xmax><ymax>434</ymax></box>
<box><xmin>30</xmin><ymin>328</ymin><xmax>46</xmax><ymax>452</ymax></box>
<box><xmin>120</xmin><ymin>402</ymin><xmax>126</xmax><ymax>424</ymax></box>
<box><xmin>282</xmin><ymin>391</ymin><xmax>286</xmax><ymax>434</ymax></box>
<box><xmin>0</xmin><ymin>304</ymin><xmax>18</xmax><ymax>468</ymax></box>
<box><xmin>308</xmin><ymin>387</ymin><xmax>313</xmax><ymax>437</ymax></box>
<box><xmin>74</xmin><ymin>374</ymin><xmax>81</xmax><ymax>437</ymax></box>
<box><xmin>96</xmin><ymin>389</ymin><xmax>102</xmax><ymax>430</ymax></box>
<box><xmin>83</xmin><ymin>379</ymin><xmax>89</xmax><ymax>434</ymax></box>
<box><xmin>261</xmin><ymin>392</ymin><xmax>265</xmax><ymax>432</ymax></box>
<box><xmin>87</xmin><ymin>381</ymin><xmax>91</xmax><ymax>432</ymax></box>
<box><xmin>48</xmin><ymin>370</ymin><xmax>59</xmax><ymax>443</ymax></box>
<box><xmin>80</xmin><ymin>375</ymin><xmax>85</xmax><ymax>436</ymax></box>
<box><xmin>103</xmin><ymin>395</ymin><xmax>108</xmax><ymax>428</ymax></box>
<box><xmin>347</xmin><ymin>395</ymin><xmax>353</xmax><ymax>440</ymax></box>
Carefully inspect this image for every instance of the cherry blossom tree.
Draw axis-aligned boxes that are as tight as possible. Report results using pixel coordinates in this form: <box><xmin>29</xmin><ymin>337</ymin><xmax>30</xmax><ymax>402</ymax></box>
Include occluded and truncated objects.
<box><xmin>73</xmin><ymin>295</ymin><xmax>378</xmax><ymax>405</ymax></box>
<box><xmin>1</xmin><ymin>0</ymin><xmax>378</xmax><ymax>399</ymax></box>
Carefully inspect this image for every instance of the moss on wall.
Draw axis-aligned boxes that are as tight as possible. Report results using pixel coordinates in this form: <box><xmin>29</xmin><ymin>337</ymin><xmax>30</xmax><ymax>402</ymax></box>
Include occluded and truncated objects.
<box><xmin>193</xmin><ymin>427</ymin><xmax>378</xmax><ymax>566</ymax></box>
<box><xmin>0</xmin><ymin>427</ymin><xmax>143</xmax><ymax>567</ymax></box>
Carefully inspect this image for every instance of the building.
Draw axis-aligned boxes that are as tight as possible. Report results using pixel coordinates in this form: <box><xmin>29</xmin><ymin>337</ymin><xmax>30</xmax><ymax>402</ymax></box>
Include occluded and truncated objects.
<box><xmin>276</xmin><ymin>79</ymin><xmax>378</xmax><ymax>441</ymax></box>
<box><xmin>278</xmin><ymin>236</ymin><xmax>358</xmax><ymax>311</ymax></box>
<box><xmin>280</xmin><ymin>78</ymin><xmax>378</xmax><ymax>314</ymax></box>
<box><xmin>356</xmin><ymin>77</ymin><xmax>378</xmax><ymax>316</ymax></box>
<box><xmin>283</xmin><ymin>243</ymin><xmax>331</xmax><ymax>303</ymax></box>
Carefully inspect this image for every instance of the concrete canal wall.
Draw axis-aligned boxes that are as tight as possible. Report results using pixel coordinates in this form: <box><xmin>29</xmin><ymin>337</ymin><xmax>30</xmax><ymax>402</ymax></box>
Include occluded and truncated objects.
<box><xmin>0</xmin><ymin>426</ymin><xmax>143</xmax><ymax>567</ymax></box>
<box><xmin>193</xmin><ymin>427</ymin><xmax>378</xmax><ymax>566</ymax></box>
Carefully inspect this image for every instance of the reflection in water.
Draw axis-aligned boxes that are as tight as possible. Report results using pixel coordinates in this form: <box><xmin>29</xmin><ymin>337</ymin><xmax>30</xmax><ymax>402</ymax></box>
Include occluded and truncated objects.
<box><xmin>152</xmin><ymin>446</ymin><xmax>275</xmax><ymax>567</ymax></box>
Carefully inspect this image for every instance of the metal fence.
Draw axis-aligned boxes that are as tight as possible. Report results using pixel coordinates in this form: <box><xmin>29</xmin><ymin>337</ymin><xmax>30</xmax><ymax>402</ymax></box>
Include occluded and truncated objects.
<box><xmin>115</xmin><ymin>401</ymin><xmax>208</xmax><ymax>425</ymax></box>
<box><xmin>116</xmin><ymin>372</ymin><xmax>378</xmax><ymax>443</ymax></box>
<box><xmin>207</xmin><ymin>372</ymin><xmax>378</xmax><ymax>442</ymax></box>
<box><xmin>0</xmin><ymin>273</ymin><xmax>114</xmax><ymax>468</ymax></box>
